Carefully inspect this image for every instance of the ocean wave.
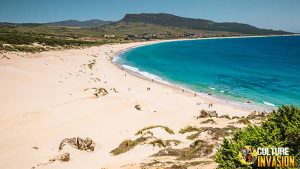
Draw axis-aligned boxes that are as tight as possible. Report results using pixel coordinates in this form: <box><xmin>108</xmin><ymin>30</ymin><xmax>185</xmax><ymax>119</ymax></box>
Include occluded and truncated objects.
<box><xmin>139</xmin><ymin>71</ymin><xmax>162</xmax><ymax>80</ymax></box>
<box><xmin>122</xmin><ymin>64</ymin><xmax>162</xmax><ymax>80</ymax></box>
<box><xmin>112</xmin><ymin>55</ymin><xmax>120</xmax><ymax>62</ymax></box>
<box><xmin>263</xmin><ymin>101</ymin><xmax>276</xmax><ymax>107</ymax></box>
<box><xmin>122</xmin><ymin>64</ymin><xmax>139</xmax><ymax>72</ymax></box>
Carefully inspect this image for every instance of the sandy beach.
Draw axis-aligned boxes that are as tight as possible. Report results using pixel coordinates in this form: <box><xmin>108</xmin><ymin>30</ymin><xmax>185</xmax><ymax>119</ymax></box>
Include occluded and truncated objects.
<box><xmin>0</xmin><ymin>41</ymin><xmax>259</xmax><ymax>169</ymax></box>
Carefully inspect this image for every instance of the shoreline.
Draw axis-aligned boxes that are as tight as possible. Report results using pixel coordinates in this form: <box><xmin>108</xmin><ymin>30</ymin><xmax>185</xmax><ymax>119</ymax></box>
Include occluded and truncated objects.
<box><xmin>112</xmin><ymin>58</ymin><xmax>270</xmax><ymax>113</ymax></box>
<box><xmin>110</xmin><ymin>35</ymin><xmax>289</xmax><ymax>112</ymax></box>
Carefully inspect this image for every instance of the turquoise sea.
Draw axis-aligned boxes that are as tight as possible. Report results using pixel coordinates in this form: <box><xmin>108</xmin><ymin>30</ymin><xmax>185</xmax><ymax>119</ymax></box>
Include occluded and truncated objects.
<box><xmin>115</xmin><ymin>36</ymin><xmax>300</xmax><ymax>107</ymax></box>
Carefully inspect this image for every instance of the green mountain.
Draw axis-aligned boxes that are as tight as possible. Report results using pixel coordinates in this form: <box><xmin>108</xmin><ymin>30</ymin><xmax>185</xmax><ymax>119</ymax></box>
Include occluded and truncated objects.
<box><xmin>120</xmin><ymin>13</ymin><xmax>290</xmax><ymax>35</ymax></box>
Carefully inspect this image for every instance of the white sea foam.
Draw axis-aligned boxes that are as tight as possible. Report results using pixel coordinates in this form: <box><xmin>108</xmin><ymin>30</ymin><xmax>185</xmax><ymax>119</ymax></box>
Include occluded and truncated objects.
<box><xmin>112</xmin><ymin>55</ymin><xmax>120</xmax><ymax>62</ymax></box>
<box><xmin>122</xmin><ymin>64</ymin><xmax>162</xmax><ymax>80</ymax></box>
<box><xmin>122</xmin><ymin>64</ymin><xmax>139</xmax><ymax>72</ymax></box>
<box><xmin>220</xmin><ymin>90</ymin><xmax>225</xmax><ymax>93</ymax></box>
<box><xmin>210</xmin><ymin>87</ymin><xmax>215</xmax><ymax>90</ymax></box>
<box><xmin>140</xmin><ymin>71</ymin><xmax>162</xmax><ymax>80</ymax></box>
<box><xmin>263</xmin><ymin>101</ymin><xmax>276</xmax><ymax>107</ymax></box>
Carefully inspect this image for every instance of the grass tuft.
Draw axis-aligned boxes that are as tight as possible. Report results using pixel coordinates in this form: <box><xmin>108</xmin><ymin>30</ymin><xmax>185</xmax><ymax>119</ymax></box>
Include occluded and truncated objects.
<box><xmin>237</xmin><ymin>118</ymin><xmax>251</xmax><ymax>125</ymax></box>
<box><xmin>186</xmin><ymin>132</ymin><xmax>200</xmax><ymax>140</ymax></box>
<box><xmin>219</xmin><ymin>114</ymin><xmax>231</xmax><ymax>119</ymax></box>
<box><xmin>153</xmin><ymin>140</ymin><xmax>214</xmax><ymax>160</ymax></box>
<box><xmin>110</xmin><ymin>137</ymin><xmax>149</xmax><ymax>155</ymax></box>
<box><xmin>179</xmin><ymin>126</ymin><xmax>200</xmax><ymax>134</ymax></box>
<box><xmin>110</xmin><ymin>139</ymin><xmax>137</xmax><ymax>155</ymax></box>
<box><xmin>180</xmin><ymin>125</ymin><xmax>240</xmax><ymax>140</ymax></box>
<box><xmin>135</xmin><ymin>125</ymin><xmax>175</xmax><ymax>135</ymax></box>
<box><xmin>200</xmin><ymin>119</ymin><xmax>217</xmax><ymax>124</ymax></box>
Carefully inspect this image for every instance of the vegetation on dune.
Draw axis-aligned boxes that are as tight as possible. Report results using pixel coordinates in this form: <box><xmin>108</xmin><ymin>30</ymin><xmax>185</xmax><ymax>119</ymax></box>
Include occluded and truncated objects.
<box><xmin>111</xmin><ymin>106</ymin><xmax>300</xmax><ymax>168</ymax></box>
<box><xmin>0</xmin><ymin>41</ymin><xmax>3</xmax><ymax>50</ymax></box>
<box><xmin>178</xmin><ymin>140</ymin><xmax>215</xmax><ymax>160</ymax></box>
<box><xmin>179</xmin><ymin>126</ymin><xmax>201</xmax><ymax>134</ymax></box>
<box><xmin>219</xmin><ymin>114</ymin><xmax>231</xmax><ymax>120</ymax></box>
<box><xmin>87</xmin><ymin>59</ymin><xmax>96</xmax><ymax>69</ymax></box>
<box><xmin>141</xmin><ymin>159</ymin><xmax>212</xmax><ymax>169</ymax></box>
<box><xmin>110</xmin><ymin>139</ymin><xmax>137</xmax><ymax>155</ymax></box>
<box><xmin>202</xmin><ymin>126</ymin><xmax>240</xmax><ymax>140</ymax></box>
<box><xmin>200</xmin><ymin>118</ymin><xmax>217</xmax><ymax>124</ymax></box>
<box><xmin>135</xmin><ymin>125</ymin><xmax>175</xmax><ymax>135</ymax></box>
<box><xmin>111</xmin><ymin>136</ymin><xmax>181</xmax><ymax>155</ymax></box>
<box><xmin>153</xmin><ymin>139</ymin><xmax>215</xmax><ymax>160</ymax></box>
<box><xmin>186</xmin><ymin>132</ymin><xmax>201</xmax><ymax>140</ymax></box>
<box><xmin>110</xmin><ymin>137</ymin><xmax>149</xmax><ymax>155</ymax></box>
<box><xmin>215</xmin><ymin>105</ymin><xmax>300</xmax><ymax>168</ymax></box>
<box><xmin>0</xmin><ymin>32</ymin><xmax>101</xmax><ymax>47</ymax></box>
<box><xmin>149</xmin><ymin>139</ymin><xmax>181</xmax><ymax>148</ymax></box>
<box><xmin>179</xmin><ymin>125</ymin><xmax>239</xmax><ymax>141</ymax></box>
<box><xmin>111</xmin><ymin>125</ymin><xmax>177</xmax><ymax>155</ymax></box>
<box><xmin>0</xmin><ymin>25</ymin><xmax>114</xmax><ymax>52</ymax></box>
<box><xmin>14</xmin><ymin>45</ymin><xmax>47</xmax><ymax>52</ymax></box>
<box><xmin>236</xmin><ymin>118</ymin><xmax>251</xmax><ymax>125</ymax></box>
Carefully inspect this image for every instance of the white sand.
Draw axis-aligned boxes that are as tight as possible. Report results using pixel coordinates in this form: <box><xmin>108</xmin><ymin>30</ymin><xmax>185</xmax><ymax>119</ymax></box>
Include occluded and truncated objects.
<box><xmin>0</xmin><ymin>42</ymin><xmax>256</xmax><ymax>169</ymax></box>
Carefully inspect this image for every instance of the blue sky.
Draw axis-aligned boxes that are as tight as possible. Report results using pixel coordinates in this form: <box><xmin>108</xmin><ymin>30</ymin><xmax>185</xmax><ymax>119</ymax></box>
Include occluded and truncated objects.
<box><xmin>0</xmin><ymin>0</ymin><xmax>299</xmax><ymax>32</ymax></box>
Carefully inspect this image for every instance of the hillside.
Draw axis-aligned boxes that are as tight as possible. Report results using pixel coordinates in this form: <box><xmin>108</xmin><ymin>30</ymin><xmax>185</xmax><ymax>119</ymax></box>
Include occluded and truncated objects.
<box><xmin>96</xmin><ymin>21</ymin><xmax>241</xmax><ymax>39</ymax></box>
<box><xmin>0</xmin><ymin>13</ymin><xmax>294</xmax><ymax>52</ymax></box>
<box><xmin>45</xmin><ymin>19</ymin><xmax>113</xmax><ymax>28</ymax></box>
<box><xmin>121</xmin><ymin>13</ymin><xmax>291</xmax><ymax>35</ymax></box>
<box><xmin>0</xmin><ymin>19</ymin><xmax>112</xmax><ymax>28</ymax></box>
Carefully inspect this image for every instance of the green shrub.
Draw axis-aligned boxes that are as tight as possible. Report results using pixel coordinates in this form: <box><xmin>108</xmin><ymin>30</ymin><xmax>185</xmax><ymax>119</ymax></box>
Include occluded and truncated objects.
<box><xmin>0</xmin><ymin>32</ymin><xmax>101</xmax><ymax>48</ymax></box>
<box><xmin>215</xmin><ymin>105</ymin><xmax>300</xmax><ymax>168</ymax></box>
